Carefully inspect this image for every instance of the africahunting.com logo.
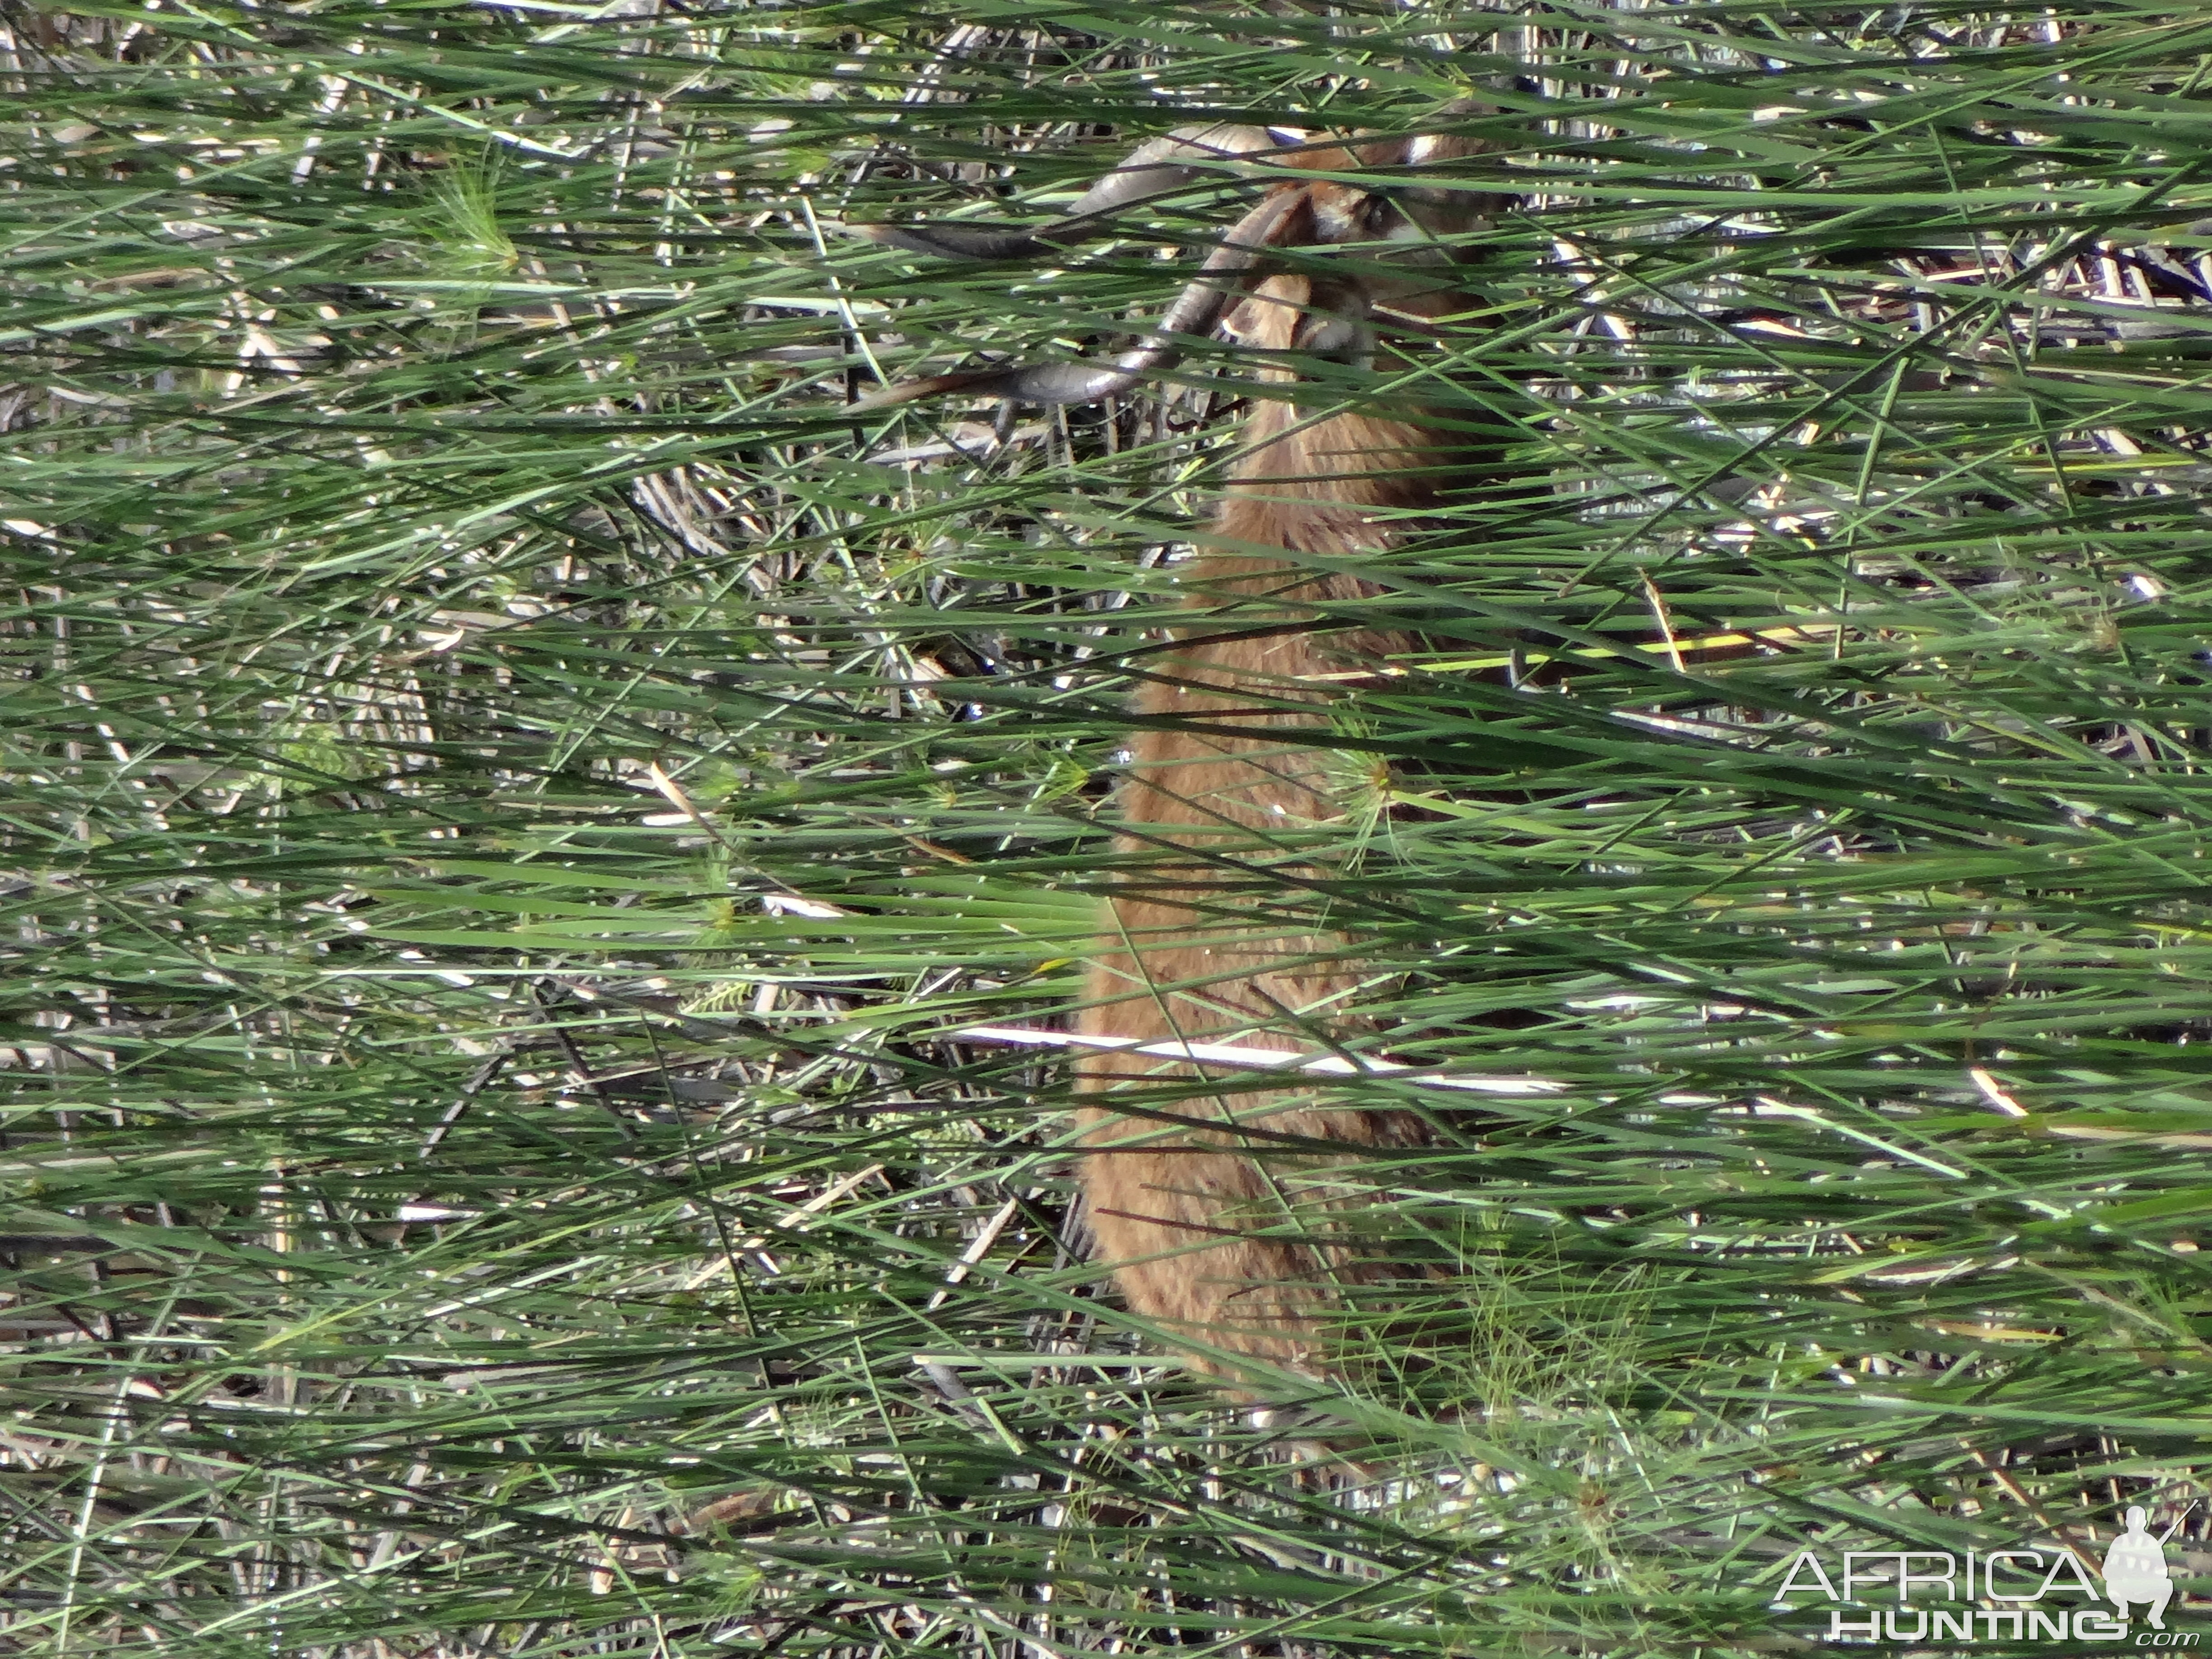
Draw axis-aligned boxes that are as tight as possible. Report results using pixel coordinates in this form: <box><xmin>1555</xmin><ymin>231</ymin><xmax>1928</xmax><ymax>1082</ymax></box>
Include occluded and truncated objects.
<box><xmin>1772</xmin><ymin>1505</ymin><xmax>2195</xmax><ymax>1646</ymax></box>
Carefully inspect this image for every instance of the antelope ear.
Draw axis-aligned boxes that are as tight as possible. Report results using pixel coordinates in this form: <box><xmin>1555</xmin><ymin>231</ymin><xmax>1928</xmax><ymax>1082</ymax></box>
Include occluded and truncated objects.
<box><xmin>1392</xmin><ymin>98</ymin><xmax>1515</xmax><ymax>229</ymax></box>
<box><xmin>1350</xmin><ymin>96</ymin><xmax>1506</xmax><ymax>170</ymax></box>
<box><xmin>1223</xmin><ymin>276</ymin><xmax>1312</xmax><ymax>354</ymax></box>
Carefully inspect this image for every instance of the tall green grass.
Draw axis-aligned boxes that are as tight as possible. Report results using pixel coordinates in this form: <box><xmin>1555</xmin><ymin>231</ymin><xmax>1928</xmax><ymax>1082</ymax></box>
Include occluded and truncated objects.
<box><xmin>6</xmin><ymin>3</ymin><xmax>2212</xmax><ymax>1654</ymax></box>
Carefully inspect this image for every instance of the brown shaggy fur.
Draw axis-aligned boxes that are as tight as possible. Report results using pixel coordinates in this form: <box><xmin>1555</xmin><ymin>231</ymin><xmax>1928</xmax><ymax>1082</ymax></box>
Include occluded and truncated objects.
<box><xmin>1072</xmin><ymin>161</ymin><xmax>1491</xmax><ymax>1378</ymax></box>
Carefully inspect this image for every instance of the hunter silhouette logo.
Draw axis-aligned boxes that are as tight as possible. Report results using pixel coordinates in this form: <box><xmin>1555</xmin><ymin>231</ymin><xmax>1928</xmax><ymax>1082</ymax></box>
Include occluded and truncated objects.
<box><xmin>2105</xmin><ymin>1506</ymin><xmax>2181</xmax><ymax>1631</ymax></box>
<box><xmin>1771</xmin><ymin>1501</ymin><xmax>2195</xmax><ymax>1645</ymax></box>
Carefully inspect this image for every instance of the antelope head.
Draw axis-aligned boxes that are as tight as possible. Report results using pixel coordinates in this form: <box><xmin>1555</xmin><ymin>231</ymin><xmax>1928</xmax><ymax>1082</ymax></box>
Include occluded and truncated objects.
<box><xmin>848</xmin><ymin>99</ymin><xmax>1508</xmax><ymax>411</ymax></box>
